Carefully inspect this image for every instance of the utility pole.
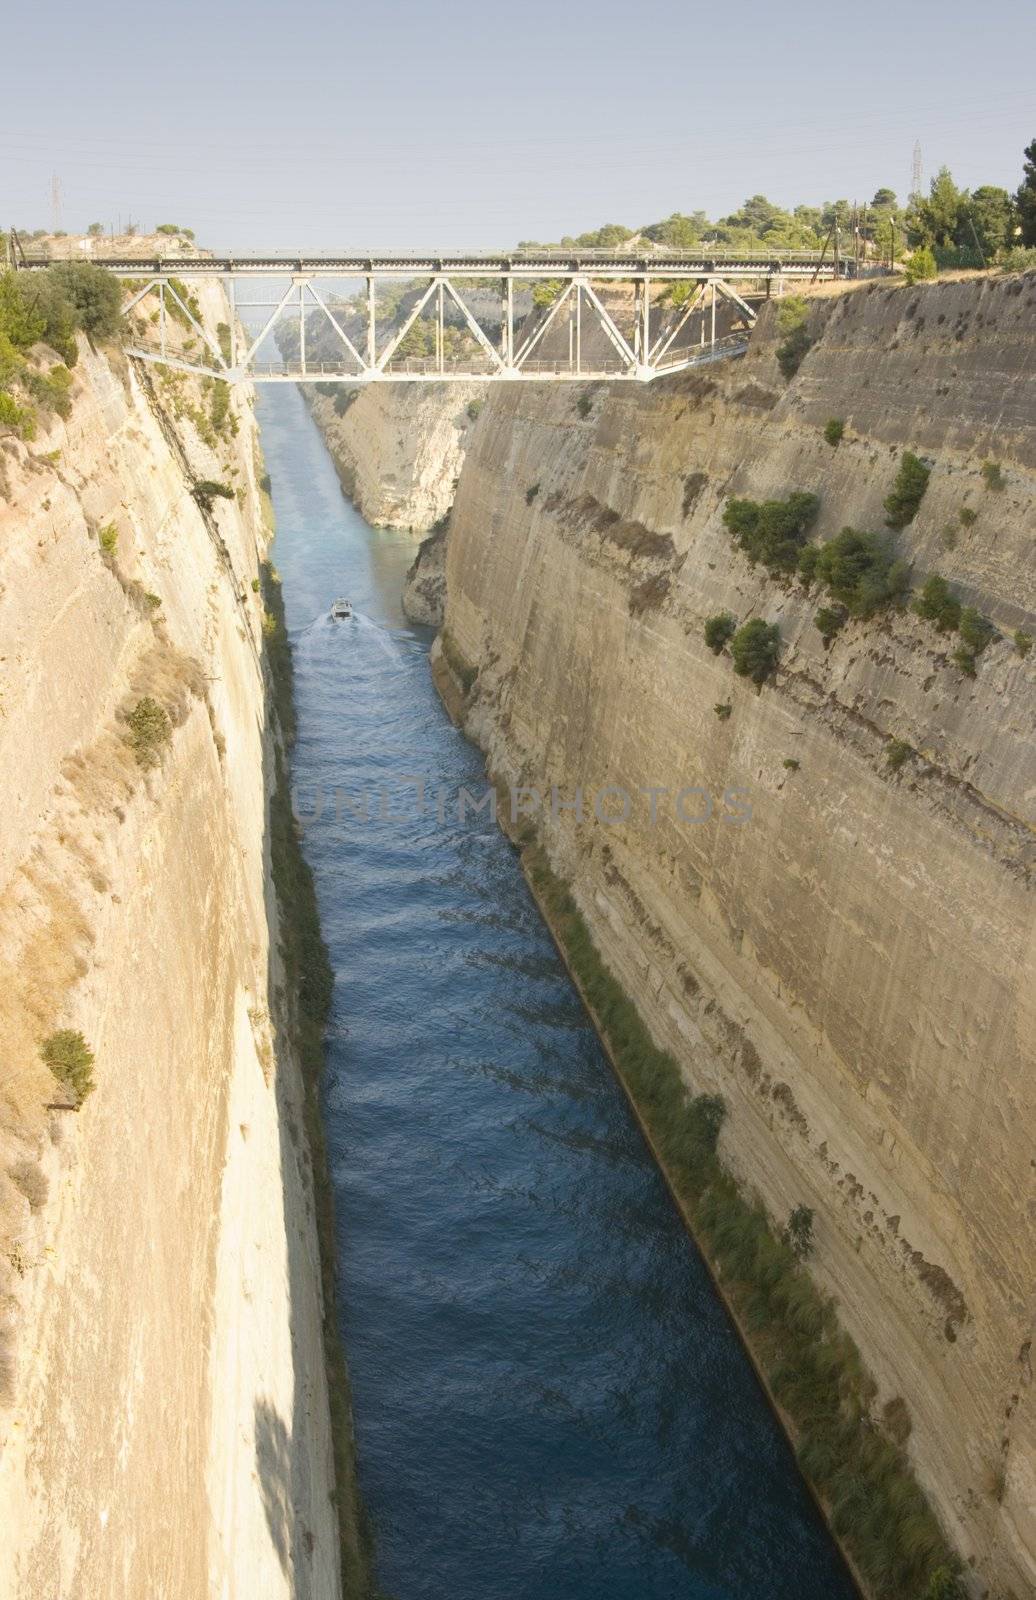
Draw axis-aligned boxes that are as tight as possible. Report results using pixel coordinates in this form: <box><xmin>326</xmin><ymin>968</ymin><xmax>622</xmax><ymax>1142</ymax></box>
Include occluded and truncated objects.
<box><xmin>910</xmin><ymin>141</ymin><xmax>923</xmax><ymax>205</ymax></box>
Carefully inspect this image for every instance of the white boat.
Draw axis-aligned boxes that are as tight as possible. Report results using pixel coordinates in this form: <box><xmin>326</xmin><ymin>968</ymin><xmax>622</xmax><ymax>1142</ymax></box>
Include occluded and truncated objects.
<box><xmin>330</xmin><ymin>598</ymin><xmax>353</xmax><ymax>620</ymax></box>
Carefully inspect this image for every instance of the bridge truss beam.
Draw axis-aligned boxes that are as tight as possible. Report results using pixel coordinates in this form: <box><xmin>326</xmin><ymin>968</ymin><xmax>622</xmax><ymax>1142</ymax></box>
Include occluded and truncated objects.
<box><xmin>116</xmin><ymin>266</ymin><xmax>764</xmax><ymax>385</ymax></box>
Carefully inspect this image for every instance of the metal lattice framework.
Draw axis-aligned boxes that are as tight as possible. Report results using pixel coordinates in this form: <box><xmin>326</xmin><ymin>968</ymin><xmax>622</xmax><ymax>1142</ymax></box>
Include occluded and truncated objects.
<box><xmin>22</xmin><ymin>251</ymin><xmax>846</xmax><ymax>384</ymax></box>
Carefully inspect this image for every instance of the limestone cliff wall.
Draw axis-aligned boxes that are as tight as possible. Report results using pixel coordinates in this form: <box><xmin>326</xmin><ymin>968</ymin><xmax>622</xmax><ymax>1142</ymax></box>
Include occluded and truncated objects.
<box><xmin>440</xmin><ymin>274</ymin><xmax>1036</xmax><ymax>1595</ymax></box>
<box><xmin>307</xmin><ymin>381</ymin><xmax>484</xmax><ymax>530</ymax></box>
<box><xmin>0</xmin><ymin>283</ymin><xmax>341</xmax><ymax>1598</ymax></box>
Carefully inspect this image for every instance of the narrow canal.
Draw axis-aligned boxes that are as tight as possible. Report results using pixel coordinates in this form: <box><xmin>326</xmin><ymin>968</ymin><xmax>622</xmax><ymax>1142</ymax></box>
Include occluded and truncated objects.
<box><xmin>258</xmin><ymin>384</ymin><xmax>856</xmax><ymax>1600</ymax></box>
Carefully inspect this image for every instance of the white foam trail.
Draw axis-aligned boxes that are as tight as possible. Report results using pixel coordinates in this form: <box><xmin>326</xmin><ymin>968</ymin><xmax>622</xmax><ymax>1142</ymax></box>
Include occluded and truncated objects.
<box><xmin>354</xmin><ymin>612</ymin><xmax>404</xmax><ymax>664</ymax></box>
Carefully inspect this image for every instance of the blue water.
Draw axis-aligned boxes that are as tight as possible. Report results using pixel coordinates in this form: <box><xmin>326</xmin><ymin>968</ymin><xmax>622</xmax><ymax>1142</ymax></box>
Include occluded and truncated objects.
<box><xmin>258</xmin><ymin>385</ymin><xmax>856</xmax><ymax>1600</ymax></box>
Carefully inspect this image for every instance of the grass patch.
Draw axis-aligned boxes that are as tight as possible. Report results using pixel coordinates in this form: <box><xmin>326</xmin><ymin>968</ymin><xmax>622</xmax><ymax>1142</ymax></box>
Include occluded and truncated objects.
<box><xmin>522</xmin><ymin>842</ymin><xmax>961</xmax><ymax>1599</ymax></box>
<box><xmin>124</xmin><ymin>696</ymin><xmax>170</xmax><ymax>767</ymax></box>
<box><xmin>1015</xmin><ymin>630</ymin><xmax>1032</xmax><ymax>658</ymax></box>
<box><xmin>980</xmin><ymin>461</ymin><xmax>1004</xmax><ymax>493</ymax></box>
<box><xmin>41</xmin><ymin>1029</ymin><xmax>95</xmax><ymax>1106</ymax></box>
<box><xmin>823</xmin><ymin>418</ymin><xmax>844</xmax><ymax>447</ymax></box>
<box><xmin>98</xmin><ymin>522</ymin><xmax>119</xmax><ymax>556</ymax></box>
<box><xmin>886</xmin><ymin>738</ymin><xmax>913</xmax><ymax>772</ymax></box>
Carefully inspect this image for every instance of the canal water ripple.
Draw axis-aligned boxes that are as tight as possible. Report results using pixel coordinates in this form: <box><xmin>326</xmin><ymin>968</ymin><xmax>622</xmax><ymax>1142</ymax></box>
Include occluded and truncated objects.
<box><xmin>258</xmin><ymin>385</ymin><xmax>856</xmax><ymax>1600</ymax></box>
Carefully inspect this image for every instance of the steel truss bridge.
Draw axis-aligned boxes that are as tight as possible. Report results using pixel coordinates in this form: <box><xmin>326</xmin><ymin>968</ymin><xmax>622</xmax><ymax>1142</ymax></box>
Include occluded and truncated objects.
<box><xmin>23</xmin><ymin>251</ymin><xmax>848</xmax><ymax>385</ymax></box>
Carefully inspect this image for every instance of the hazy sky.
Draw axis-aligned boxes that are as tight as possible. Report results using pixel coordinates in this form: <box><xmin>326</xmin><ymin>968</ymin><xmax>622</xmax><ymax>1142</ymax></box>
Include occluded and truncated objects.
<box><xmin>4</xmin><ymin>0</ymin><xmax>1033</xmax><ymax>250</ymax></box>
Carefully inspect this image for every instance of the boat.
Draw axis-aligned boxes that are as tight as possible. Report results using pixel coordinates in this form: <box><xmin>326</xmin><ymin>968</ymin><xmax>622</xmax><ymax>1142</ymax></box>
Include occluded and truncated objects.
<box><xmin>330</xmin><ymin>598</ymin><xmax>353</xmax><ymax>620</ymax></box>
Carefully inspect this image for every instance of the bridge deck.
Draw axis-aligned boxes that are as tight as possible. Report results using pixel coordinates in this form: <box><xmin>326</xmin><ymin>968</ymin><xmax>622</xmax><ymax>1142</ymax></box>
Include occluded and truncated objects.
<box><xmin>20</xmin><ymin>250</ymin><xmax>847</xmax><ymax>280</ymax></box>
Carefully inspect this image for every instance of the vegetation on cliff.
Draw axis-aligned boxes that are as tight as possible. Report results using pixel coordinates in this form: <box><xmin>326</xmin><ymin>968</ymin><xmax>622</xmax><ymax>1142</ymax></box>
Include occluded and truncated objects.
<box><xmin>40</xmin><ymin>1029</ymin><xmax>96</xmax><ymax>1107</ymax></box>
<box><xmin>0</xmin><ymin>262</ymin><xmax>122</xmax><ymax>439</ymax></box>
<box><xmin>722</xmin><ymin>490</ymin><xmax>819</xmax><ymax>573</ymax></box>
<box><xmin>522</xmin><ymin>842</ymin><xmax>965</xmax><ymax>1600</ymax></box>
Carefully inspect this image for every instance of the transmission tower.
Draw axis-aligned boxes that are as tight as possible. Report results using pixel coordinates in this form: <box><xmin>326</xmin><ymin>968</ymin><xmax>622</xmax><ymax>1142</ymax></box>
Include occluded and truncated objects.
<box><xmin>910</xmin><ymin>142</ymin><xmax>923</xmax><ymax>204</ymax></box>
<box><xmin>51</xmin><ymin>173</ymin><xmax>63</xmax><ymax>234</ymax></box>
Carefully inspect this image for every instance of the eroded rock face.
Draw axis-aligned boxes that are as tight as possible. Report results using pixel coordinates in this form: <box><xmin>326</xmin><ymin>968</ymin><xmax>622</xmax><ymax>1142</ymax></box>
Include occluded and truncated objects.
<box><xmin>441</xmin><ymin>274</ymin><xmax>1036</xmax><ymax>1594</ymax></box>
<box><xmin>307</xmin><ymin>381</ymin><xmax>486</xmax><ymax>531</ymax></box>
<box><xmin>402</xmin><ymin>518</ymin><xmax>450</xmax><ymax>625</ymax></box>
<box><xmin>0</xmin><ymin>289</ymin><xmax>340</xmax><ymax>1599</ymax></box>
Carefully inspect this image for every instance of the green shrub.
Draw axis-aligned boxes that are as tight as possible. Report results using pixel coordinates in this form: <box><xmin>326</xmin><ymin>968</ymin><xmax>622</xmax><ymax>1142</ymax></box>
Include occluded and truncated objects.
<box><xmin>714</xmin><ymin>702</ymin><xmax>732</xmax><ymax>720</ymax></box>
<box><xmin>783</xmin><ymin>757</ymin><xmax>800</xmax><ymax>771</ymax></box>
<box><xmin>886</xmin><ymin>738</ymin><xmax>913</xmax><ymax>771</ymax></box>
<box><xmin>980</xmin><ymin>460</ymin><xmax>1005</xmax><ymax>492</ymax></box>
<box><xmin>41</xmin><ymin>263</ymin><xmax>123</xmax><ymax>343</ymax></box>
<box><xmin>958</xmin><ymin>506</ymin><xmax>977</xmax><ymax>527</ymax></box>
<box><xmin>144</xmin><ymin>592</ymin><xmax>162</xmax><ymax>610</ymax></box>
<box><xmin>210</xmin><ymin>380</ymin><xmax>231</xmax><ymax>435</ymax></box>
<box><xmin>958</xmin><ymin>607</ymin><xmax>996</xmax><ymax>654</ymax></box>
<box><xmin>164</xmin><ymin>277</ymin><xmax>202</xmax><ymax>328</ymax></box>
<box><xmin>951</xmin><ymin>646</ymin><xmax>977</xmax><ymax>678</ymax></box>
<box><xmin>999</xmin><ymin>246</ymin><xmax>1036</xmax><ymax>273</ymax></box>
<box><xmin>730</xmin><ymin>619</ymin><xmax>780</xmax><ymax>684</ymax></box>
<box><xmin>532</xmin><ymin>279</ymin><xmax>564</xmax><ymax>309</ymax></box>
<box><xmin>0</xmin><ymin>272</ymin><xmax>47</xmax><ymax>347</ymax></box>
<box><xmin>41</xmin><ymin>1029</ymin><xmax>95</xmax><ymax>1106</ymax></box>
<box><xmin>125</xmin><ymin>696</ymin><xmax>170</xmax><ymax>766</ymax></box>
<box><xmin>784</xmin><ymin>1204</ymin><xmax>815</xmax><ymax>1259</ymax></box>
<box><xmin>251</xmin><ymin>577</ymin><xmax>260</xmax><ymax>593</ymax></box>
<box><xmin>23</xmin><ymin>362</ymin><xmax>73</xmax><ymax>419</ymax></box>
<box><xmin>192</xmin><ymin>478</ymin><xmax>235</xmax><ymax>512</ymax></box>
<box><xmin>0</xmin><ymin>389</ymin><xmax>36</xmax><ymax>438</ymax></box>
<box><xmin>332</xmin><ymin>389</ymin><xmax>354</xmax><ymax>417</ymax></box>
<box><xmin>1015</xmin><ymin>630</ymin><xmax>1033</xmax><ymax>657</ymax></box>
<box><xmin>814</xmin><ymin>528</ymin><xmax>909</xmax><ymax>617</ymax></box>
<box><xmin>98</xmin><ymin>522</ymin><xmax>118</xmax><ymax>555</ymax></box>
<box><xmin>576</xmin><ymin>394</ymin><xmax>593</xmax><ymax>418</ymax></box>
<box><xmin>815</xmin><ymin>605</ymin><xmax>847</xmax><ymax>643</ymax></box>
<box><xmin>884</xmin><ymin>451</ymin><xmax>930</xmax><ymax>529</ymax></box>
<box><xmin>689</xmin><ymin>1094</ymin><xmax>726</xmax><ymax>1153</ymax></box>
<box><xmin>466</xmin><ymin>398</ymin><xmax>483</xmax><ymax>421</ymax></box>
<box><xmin>913</xmin><ymin>574</ymin><xmax>961</xmax><ymax>632</ymax></box>
<box><xmin>775</xmin><ymin>295</ymin><xmax>811</xmax><ymax>379</ymax></box>
<box><xmin>823</xmin><ymin>418</ymin><xmax>844</xmax><ymax>447</ymax></box>
<box><xmin>904</xmin><ymin>245</ymin><xmax>937</xmax><ymax>283</ymax></box>
<box><xmin>722</xmin><ymin>491</ymin><xmax>819</xmax><ymax>575</ymax></box>
<box><xmin>525</xmin><ymin>482</ymin><xmax>540</xmax><ymax>505</ymax></box>
<box><xmin>703</xmin><ymin>612</ymin><xmax>736</xmax><ymax>654</ymax></box>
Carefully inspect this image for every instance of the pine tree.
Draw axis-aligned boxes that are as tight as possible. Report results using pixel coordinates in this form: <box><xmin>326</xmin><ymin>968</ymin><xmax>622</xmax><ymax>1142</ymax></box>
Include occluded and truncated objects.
<box><xmin>1017</xmin><ymin>138</ymin><xmax>1036</xmax><ymax>246</ymax></box>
